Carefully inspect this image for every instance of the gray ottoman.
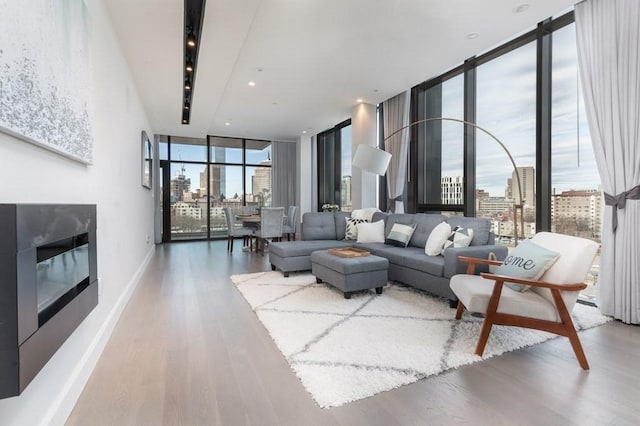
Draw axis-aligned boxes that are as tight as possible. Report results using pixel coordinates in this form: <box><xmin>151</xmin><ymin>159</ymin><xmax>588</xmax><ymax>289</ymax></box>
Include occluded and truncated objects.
<box><xmin>311</xmin><ymin>250</ymin><xmax>389</xmax><ymax>299</ymax></box>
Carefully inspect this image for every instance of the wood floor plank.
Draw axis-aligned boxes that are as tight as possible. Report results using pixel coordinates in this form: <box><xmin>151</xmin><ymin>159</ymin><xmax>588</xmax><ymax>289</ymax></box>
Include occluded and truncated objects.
<box><xmin>67</xmin><ymin>240</ymin><xmax>640</xmax><ymax>426</ymax></box>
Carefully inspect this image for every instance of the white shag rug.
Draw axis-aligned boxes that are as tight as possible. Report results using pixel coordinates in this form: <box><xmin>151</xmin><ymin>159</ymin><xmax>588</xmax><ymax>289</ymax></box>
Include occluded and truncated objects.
<box><xmin>230</xmin><ymin>271</ymin><xmax>611</xmax><ymax>408</ymax></box>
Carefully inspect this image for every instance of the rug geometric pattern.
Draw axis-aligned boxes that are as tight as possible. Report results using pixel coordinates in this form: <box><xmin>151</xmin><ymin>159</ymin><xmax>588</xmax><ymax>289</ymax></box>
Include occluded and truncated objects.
<box><xmin>230</xmin><ymin>271</ymin><xmax>612</xmax><ymax>408</ymax></box>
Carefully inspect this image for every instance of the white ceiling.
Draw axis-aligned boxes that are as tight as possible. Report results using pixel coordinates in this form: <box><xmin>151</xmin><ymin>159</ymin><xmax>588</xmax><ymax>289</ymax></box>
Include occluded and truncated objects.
<box><xmin>104</xmin><ymin>0</ymin><xmax>576</xmax><ymax>142</ymax></box>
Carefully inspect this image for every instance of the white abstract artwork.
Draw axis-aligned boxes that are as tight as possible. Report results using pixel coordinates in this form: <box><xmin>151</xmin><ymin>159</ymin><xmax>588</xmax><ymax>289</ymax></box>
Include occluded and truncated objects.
<box><xmin>0</xmin><ymin>0</ymin><xmax>93</xmax><ymax>163</ymax></box>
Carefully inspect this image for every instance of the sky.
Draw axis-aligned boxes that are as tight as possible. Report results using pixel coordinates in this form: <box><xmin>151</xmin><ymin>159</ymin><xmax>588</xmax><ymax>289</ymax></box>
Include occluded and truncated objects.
<box><xmin>439</xmin><ymin>23</ymin><xmax>600</xmax><ymax>197</ymax></box>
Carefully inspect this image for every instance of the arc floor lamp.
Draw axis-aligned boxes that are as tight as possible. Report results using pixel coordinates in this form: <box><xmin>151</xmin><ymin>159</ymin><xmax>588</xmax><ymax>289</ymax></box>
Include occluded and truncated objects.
<box><xmin>352</xmin><ymin>117</ymin><xmax>525</xmax><ymax>243</ymax></box>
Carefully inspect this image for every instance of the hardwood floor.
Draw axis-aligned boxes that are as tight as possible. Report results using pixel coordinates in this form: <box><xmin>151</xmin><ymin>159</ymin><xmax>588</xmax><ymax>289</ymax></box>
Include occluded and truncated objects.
<box><xmin>67</xmin><ymin>241</ymin><xmax>640</xmax><ymax>426</ymax></box>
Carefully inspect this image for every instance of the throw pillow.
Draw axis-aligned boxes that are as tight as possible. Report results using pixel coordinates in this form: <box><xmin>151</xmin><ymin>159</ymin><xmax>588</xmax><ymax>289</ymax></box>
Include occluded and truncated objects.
<box><xmin>424</xmin><ymin>222</ymin><xmax>451</xmax><ymax>256</ymax></box>
<box><xmin>356</xmin><ymin>220</ymin><xmax>385</xmax><ymax>243</ymax></box>
<box><xmin>441</xmin><ymin>226</ymin><xmax>474</xmax><ymax>253</ymax></box>
<box><xmin>494</xmin><ymin>239</ymin><xmax>560</xmax><ymax>292</ymax></box>
<box><xmin>344</xmin><ymin>217</ymin><xmax>367</xmax><ymax>240</ymax></box>
<box><xmin>385</xmin><ymin>223</ymin><xmax>417</xmax><ymax>247</ymax></box>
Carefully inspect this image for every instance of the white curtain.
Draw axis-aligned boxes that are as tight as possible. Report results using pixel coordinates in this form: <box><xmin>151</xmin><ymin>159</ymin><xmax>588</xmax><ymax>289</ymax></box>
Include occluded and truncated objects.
<box><xmin>575</xmin><ymin>0</ymin><xmax>640</xmax><ymax>324</ymax></box>
<box><xmin>383</xmin><ymin>90</ymin><xmax>411</xmax><ymax>213</ymax></box>
<box><xmin>272</xmin><ymin>141</ymin><xmax>297</xmax><ymax>209</ymax></box>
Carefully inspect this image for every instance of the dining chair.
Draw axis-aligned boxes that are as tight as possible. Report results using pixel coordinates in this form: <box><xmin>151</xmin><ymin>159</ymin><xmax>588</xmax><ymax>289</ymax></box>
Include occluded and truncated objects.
<box><xmin>282</xmin><ymin>205</ymin><xmax>298</xmax><ymax>241</ymax></box>
<box><xmin>223</xmin><ymin>207</ymin><xmax>254</xmax><ymax>253</ymax></box>
<box><xmin>254</xmin><ymin>207</ymin><xmax>284</xmax><ymax>252</ymax></box>
<box><xmin>450</xmin><ymin>232</ymin><xmax>599</xmax><ymax>369</ymax></box>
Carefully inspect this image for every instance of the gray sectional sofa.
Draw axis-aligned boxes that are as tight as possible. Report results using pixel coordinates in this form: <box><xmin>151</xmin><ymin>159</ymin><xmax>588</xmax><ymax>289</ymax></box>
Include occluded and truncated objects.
<box><xmin>269</xmin><ymin>211</ymin><xmax>508</xmax><ymax>305</ymax></box>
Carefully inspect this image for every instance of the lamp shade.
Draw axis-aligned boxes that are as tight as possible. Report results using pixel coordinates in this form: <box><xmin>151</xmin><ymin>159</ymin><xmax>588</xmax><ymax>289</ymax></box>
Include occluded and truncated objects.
<box><xmin>352</xmin><ymin>144</ymin><xmax>392</xmax><ymax>176</ymax></box>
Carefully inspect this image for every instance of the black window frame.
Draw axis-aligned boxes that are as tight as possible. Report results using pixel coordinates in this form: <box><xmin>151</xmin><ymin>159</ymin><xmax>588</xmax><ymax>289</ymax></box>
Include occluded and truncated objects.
<box><xmin>408</xmin><ymin>10</ymin><xmax>576</xmax><ymax>231</ymax></box>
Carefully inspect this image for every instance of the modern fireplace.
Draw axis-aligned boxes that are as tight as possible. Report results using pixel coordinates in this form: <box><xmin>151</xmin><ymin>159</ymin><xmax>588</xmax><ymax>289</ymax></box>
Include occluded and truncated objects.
<box><xmin>0</xmin><ymin>204</ymin><xmax>98</xmax><ymax>399</ymax></box>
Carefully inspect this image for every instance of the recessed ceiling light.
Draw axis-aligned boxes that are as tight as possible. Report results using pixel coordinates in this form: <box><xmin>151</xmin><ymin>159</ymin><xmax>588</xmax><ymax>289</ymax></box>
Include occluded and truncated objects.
<box><xmin>248</xmin><ymin>81</ymin><xmax>256</xmax><ymax>87</ymax></box>
<box><xmin>466</xmin><ymin>32</ymin><xmax>479</xmax><ymax>39</ymax></box>
<box><xmin>515</xmin><ymin>4</ymin><xmax>530</xmax><ymax>13</ymax></box>
<box><xmin>357</xmin><ymin>98</ymin><xmax>363</xmax><ymax>103</ymax></box>
<box><xmin>225</xmin><ymin>121</ymin><xmax>231</xmax><ymax>126</ymax></box>
<box><xmin>185</xmin><ymin>60</ymin><xmax>193</xmax><ymax>72</ymax></box>
<box><xmin>302</xmin><ymin>130</ymin><xmax>307</xmax><ymax>134</ymax></box>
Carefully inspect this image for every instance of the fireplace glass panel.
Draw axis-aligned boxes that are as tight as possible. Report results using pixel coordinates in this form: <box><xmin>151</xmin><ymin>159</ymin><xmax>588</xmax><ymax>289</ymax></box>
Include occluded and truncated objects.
<box><xmin>36</xmin><ymin>234</ymin><xmax>90</xmax><ymax>317</ymax></box>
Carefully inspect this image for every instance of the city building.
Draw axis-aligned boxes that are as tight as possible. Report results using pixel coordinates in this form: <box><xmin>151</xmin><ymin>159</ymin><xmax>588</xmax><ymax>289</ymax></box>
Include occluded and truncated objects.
<box><xmin>552</xmin><ymin>188</ymin><xmax>604</xmax><ymax>239</ymax></box>
<box><xmin>441</xmin><ymin>176</ymin><xmax>463</xmax><ymax>204</ymax></box>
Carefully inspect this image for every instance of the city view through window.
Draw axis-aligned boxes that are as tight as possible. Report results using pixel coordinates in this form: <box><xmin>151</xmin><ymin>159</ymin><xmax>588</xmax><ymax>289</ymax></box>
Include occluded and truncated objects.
<box><xmin>161</xmin><ymin>136</ymin><xmax>272</xmax><ymax>240</ymax></box>
<box><xmin>433</xmin><ymin>23</ymin><xmax>602</xmax><ymax>301</ymax></box>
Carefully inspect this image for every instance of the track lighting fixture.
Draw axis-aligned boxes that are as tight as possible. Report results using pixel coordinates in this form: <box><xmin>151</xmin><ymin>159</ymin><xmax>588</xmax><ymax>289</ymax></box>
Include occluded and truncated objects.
<box><xmin>186</xmin><ymin>31</ymin><xmax>196</xmax><ymax>48</ymax></box>
<box><xmin>182</xmin><ymin>1</ymin><xmax>205</xmax><ymax>126</ymax></box>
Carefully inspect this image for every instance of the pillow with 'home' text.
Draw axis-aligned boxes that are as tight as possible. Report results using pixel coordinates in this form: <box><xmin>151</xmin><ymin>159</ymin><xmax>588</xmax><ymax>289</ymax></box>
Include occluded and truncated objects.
<box><xmin>494</xmin><ymin>239</ymin><xmax>560</xmax><ymax>292</ymax></box>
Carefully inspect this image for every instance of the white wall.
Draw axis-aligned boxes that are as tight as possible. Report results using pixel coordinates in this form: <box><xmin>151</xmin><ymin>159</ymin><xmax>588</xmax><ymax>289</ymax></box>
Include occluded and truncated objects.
<box><xmin>0</xmin><ymin>0</ymin><xmax>154</xmax><ymax>424</ymax></box>
<box><xmin>296</xmin><ymin>134</ymin><xmax>314</xmax><ymax>220</ymax></box>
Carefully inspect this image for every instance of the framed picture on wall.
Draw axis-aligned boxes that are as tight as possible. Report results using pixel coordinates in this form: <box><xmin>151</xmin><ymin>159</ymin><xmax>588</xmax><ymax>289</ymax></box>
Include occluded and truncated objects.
<box><xmin>142</xmin><ymin>130</ymin><xmax>152</xmax><ymax>189</ymax></box>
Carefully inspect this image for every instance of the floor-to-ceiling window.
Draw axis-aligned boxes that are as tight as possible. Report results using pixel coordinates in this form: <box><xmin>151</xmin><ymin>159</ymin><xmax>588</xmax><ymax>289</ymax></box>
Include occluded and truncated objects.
<box><xmin>160</xmin><ymin>135</ymin><xmax>271</xmax><ymax>241</ymax></box>
<box><xmin>476</xmin><ymin>40</ymin><xmax>537</xmax><ymax>242</ymax></box>
<box><xmin>317</xmin><ymin>119</ymin><xmax>352</xmax><ymax>211</ymax></box>
<box><xmin>414</xmin><ymin>74</ymin><xmax>465</xmax><ymax>213</ymax></box>
<box><xmin>409</xmin><ymin>11</ymin><xmax>600</xmax><ymax>301</ymax></box>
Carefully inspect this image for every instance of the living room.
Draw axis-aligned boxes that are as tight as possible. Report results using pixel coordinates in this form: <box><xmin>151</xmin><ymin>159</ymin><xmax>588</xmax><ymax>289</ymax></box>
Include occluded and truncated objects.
<box><xmin>1</xmin><ymin>0</ymin><xmax>639</xmax><ymax>424</ymax></box>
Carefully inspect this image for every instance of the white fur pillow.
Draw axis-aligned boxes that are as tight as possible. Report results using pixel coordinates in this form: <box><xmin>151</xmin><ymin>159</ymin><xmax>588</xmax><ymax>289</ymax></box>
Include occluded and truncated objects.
<box><xmin>356</xmin><ymin>220</ymin><xmax>385</xmax><ymax>243</ymax></box>
<box><xmin>425</xmin><ymin>222</ymin><xmax>452</xmax><ymax>256</ymax></box>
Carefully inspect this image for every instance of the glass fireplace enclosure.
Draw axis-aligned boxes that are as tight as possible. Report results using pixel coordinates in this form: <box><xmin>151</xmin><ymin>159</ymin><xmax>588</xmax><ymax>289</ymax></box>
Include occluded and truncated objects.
<box><xmin>0</xmin><ymin>204</ymin><xmax>98</xmax><ymax>399</ymax></box>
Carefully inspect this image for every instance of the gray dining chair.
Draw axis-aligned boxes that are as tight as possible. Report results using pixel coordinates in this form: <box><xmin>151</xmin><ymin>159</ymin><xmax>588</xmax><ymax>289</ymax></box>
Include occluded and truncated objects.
<box><xmin>223</xmin><ymin>207</ymin><xmax>254</xmax><ymax>253</ymax></box>
<box><xmin>254</xmin><ymin>207</ymin><xmax>284</xmax><ymax>252</ymax></box>
<box><xmin>282</xmin><ymin>205</ymin><xmax>298</xmax><ymax>241</ymax></box>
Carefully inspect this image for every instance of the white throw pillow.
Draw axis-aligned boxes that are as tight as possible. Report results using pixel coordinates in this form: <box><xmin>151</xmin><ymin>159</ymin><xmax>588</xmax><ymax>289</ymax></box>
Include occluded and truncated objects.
<box><xmin>425</xmin><ymin>222</ymin><xmax>452</xmax><ymax>256</ymax></box>
<box><xmin>356</xmin><ymin>220</ymin><xmax>385</xmax><ymax>243</ymax></box>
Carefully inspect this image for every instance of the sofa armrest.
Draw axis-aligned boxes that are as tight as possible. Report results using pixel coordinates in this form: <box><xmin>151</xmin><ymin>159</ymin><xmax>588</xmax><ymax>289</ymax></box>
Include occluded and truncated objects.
<box><xmin>443</xmin><ymin>245</ymin><xmax>508</xmax><ymax>278</ymax></box>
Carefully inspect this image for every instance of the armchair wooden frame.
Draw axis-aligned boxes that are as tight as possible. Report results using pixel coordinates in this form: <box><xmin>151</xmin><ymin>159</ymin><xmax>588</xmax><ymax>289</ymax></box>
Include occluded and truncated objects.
<box><xmin>456</xmin><ymin>256</ymin><xmax>590</xmax><ymax>370</ymax></box>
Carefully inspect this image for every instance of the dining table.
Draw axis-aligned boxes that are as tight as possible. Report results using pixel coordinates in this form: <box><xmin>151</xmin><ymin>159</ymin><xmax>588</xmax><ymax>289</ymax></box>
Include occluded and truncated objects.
<box><xmin>235</xmin><ymin>213</ymin><xmax>286</xmax><ymax>252</ymax></box>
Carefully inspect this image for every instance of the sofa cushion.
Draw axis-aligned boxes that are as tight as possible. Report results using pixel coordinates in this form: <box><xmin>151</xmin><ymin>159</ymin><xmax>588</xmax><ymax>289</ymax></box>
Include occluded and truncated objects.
<box><xmin>269</xmin><ymin>240</ymin><xmax>352</xmax><ymax>257</ymax></box>
<box><xmin>353</xmin><ymin>242</ymin><xmax>389</xmax><ymax>255</ymax></box>
<box><xmin>409</xmin><ymin>213</ymin><xmax>447</xmax><ymax>248</ymax></box>
<box><xmin>357</xmin><ymin>220</ymin><xmax>385</xmax><ymax>243</ymax></box>
<box><xmin>302</xmin><ymin>212</ymin><xmax>337</xmax><ymax>240</ymax></box>
<box><xmin>442</xmin><ymin>226</ymin><xmax>474</xmax><ymax>253</ymax></box>
<box><xmin>446</xmin><ymin>216</ymin><xmax>491</xmax><ymax>246</ymax></box>
<box><xmin>375</xmin><ymin>246</ymin><xmax>445</xmax><ymax>277</ymax></box>
<box><xmin>383</xmin><ymin>214</ymin><xmax>415</xmax><ymax>239</ymax></box>
<box><xmin>425</xmin><ymin>222</ymin><xmax>451</xmax><ymax>256</ymax></box>
<box><xmin>385</xmin><ymin>222</ymin><xmax>416</xmax><ymax>247</ymax></box>
<box><xmin>335</xmin><ymin>211</ymin><xmax>351</xmax><ymax>240</ymax></box>
<box><xmin>495</xmin><ymin>239</ymin><xmax>560</xmax><ymax>292</ymax></box>
<box><xmin>344</xmin><ymin>217</ymin><xmax>367</xmax><ymax>240</ymax></box>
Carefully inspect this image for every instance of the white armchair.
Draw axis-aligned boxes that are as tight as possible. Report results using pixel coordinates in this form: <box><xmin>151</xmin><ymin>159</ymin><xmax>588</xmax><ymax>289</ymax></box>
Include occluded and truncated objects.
<box><xmin>450</xmin><ymin>232</ymin><xmax>599</xmax><ymax>369</ymax></box>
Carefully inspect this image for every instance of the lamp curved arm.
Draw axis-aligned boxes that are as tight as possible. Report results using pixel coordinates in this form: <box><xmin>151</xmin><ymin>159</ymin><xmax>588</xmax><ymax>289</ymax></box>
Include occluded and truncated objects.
<box><xmin>383</xmin><ymin>116</ymin><xmax>523</xmax><ymax>209</ymax></box>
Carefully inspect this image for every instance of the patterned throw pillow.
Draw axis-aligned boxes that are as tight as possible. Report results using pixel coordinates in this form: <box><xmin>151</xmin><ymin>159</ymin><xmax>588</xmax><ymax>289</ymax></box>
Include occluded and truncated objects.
<box><xmin>441</xmin><ymin>226</ymin><xmax>474</xmax><ymax>253</ymax></box>
<box><xmin>495</xmin><ymin>239</ymin><xmax>560</xmax><ymax>292</ymax></box>
<box><xmin>345</xmin><ymin>217</ymin><xmax>367</xmax><ymax>240</ymax></box>
<box><xmin>385</xmin><ymin>223</ymin><xmax>417</xmax><ymax>247</ymax></box>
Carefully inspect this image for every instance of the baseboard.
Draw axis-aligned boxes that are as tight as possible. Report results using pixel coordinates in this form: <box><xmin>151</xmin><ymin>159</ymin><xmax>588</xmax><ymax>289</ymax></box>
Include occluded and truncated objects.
<box><xmin>40</xmin><ymin>244</ymin><xmax>156</xmax><ymax>426</ymax></box>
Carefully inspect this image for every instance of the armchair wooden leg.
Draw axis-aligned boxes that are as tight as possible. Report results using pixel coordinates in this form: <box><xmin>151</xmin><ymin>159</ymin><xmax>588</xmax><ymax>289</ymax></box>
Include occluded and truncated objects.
<box><xmin>551</xmin><ymin>289</ymin><xmax>590</xmax><ymax>370</ymax></box>
<box><xmin>455</xmin><ymin>301</ymin><xmax>465</xmax><ymax>320</ymax></box>
<box><xmin>475</xmin><ymin>280</ymin><xmax>504</xmax><ymax>357</ymax></box>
